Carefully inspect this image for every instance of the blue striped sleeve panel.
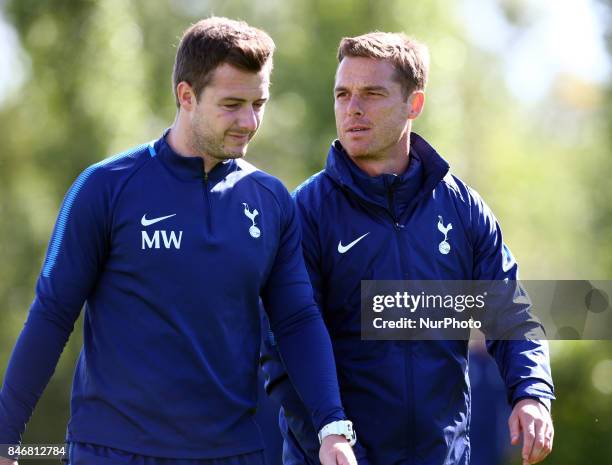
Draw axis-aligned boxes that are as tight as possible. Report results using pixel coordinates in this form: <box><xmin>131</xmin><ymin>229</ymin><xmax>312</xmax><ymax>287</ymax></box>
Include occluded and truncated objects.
<box><xmin>41</xmin><ymin>143</ymin><xmax>149</xmax><ymax>278</ymax></box>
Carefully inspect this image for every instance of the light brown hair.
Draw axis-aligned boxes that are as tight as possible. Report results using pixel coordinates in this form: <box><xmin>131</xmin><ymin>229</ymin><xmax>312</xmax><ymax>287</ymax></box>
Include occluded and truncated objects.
<box><xmin>337</xmin><ymin>32</ymin><xmax>429</xmax><ymax>96</ymax></box>
<box><xmin>172</xmin><ymin>17</ymin><xmax>275</xmax><ymax>107</ymax></box>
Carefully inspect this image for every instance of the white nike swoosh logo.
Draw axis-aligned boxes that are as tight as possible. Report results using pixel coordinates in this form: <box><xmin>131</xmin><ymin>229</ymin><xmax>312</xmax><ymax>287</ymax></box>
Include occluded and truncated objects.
<box><xmin>141</xmin><ymin>214</ymin><xmax>176</xmax><ymax>227</ymax></box>
<box><xmin>338</xmin><ymin>232</ymin><xmax>370</xmax><ymax>254</ymax></box>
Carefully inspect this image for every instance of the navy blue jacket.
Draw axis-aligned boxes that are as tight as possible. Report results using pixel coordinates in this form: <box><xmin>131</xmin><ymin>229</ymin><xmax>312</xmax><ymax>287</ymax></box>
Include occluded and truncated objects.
<box><xmin>0</xmin><ymin>132</ymin><xmax>345</xmax><ymax>459</ymax></box>
<box><xmin>262</xmin><ymin>134</ymin><xmax>554</xmax><ymax>465</ymax></box>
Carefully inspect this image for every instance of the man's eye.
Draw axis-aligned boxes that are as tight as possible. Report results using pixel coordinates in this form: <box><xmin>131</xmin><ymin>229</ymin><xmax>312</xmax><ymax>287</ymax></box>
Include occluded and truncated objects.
<box><xmin>253</xmin><ymin>102</ymin><xmax>266</xmax><ymax>109</ymax></box>
<box><xmin>367</xmin><ymin>92</ymin><xmax>383</xmax><ymax>96</ymax></box>
<box><xmin>223</xmin><ymin>103</ymin><xmax>240</xmax><ymax>109</ymax></box>
<box><xmin>335</xmin><ymin>92</ymin><xmax>348</xmax><ymax>99</ymax></box>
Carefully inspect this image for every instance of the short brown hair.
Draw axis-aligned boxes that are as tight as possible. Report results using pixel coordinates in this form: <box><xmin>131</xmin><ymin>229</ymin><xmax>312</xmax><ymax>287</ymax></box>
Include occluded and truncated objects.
<box><xmin>337</xmin><ymin>32</ymin><xmax>429</xmax><ymax>96</ymax></box>
<box><xmin>172</xmin><ymin>17</ymin><xmax>275</xmax><ymax>107</ymax></box>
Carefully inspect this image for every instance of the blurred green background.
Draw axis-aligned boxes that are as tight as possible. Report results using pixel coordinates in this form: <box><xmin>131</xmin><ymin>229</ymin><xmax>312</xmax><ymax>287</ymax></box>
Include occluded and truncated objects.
<box><xmin>0</xmin><ymin>0</ymin><xmax>611</xmax><ymax>464</ymax></box>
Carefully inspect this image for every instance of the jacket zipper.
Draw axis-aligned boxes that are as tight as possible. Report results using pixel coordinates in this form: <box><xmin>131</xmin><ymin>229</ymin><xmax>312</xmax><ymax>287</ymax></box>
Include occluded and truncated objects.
<box><xmin>387</xmin><ymin>185</ymin><xmax>403</xmax><ymax>230</ymax></box>
<box><xmin>388</xmin><ymin>184</ymin><xmax>416</xmax><ymax>463</ymax></box>
<box><xmin>203</xmin><ymin>172</ymin><xmax>212</xmax><ymax>231</ymax></box>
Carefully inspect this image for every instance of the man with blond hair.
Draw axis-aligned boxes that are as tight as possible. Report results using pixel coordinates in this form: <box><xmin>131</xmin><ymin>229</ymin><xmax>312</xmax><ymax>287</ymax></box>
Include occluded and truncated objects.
<box><xmin>0</xmin><ymin>17</ymin><xmax>357</xmax><ymax>465</ymax></box>
<box><xmin>263</xmin><ymin>32</ymin><xmax>554</xmax><ymax>465</ymax></box>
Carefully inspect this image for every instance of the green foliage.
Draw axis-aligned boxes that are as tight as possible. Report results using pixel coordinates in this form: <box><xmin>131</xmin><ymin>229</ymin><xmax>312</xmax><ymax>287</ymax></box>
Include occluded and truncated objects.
<box><xmin>533</xmin><ymin>341</ymin><xmax>612</xmax><ymax>465</ymax></box>
<box><xmin>0</xmin><ymin>1</ymin><xmax>610</xmax><ymax>464</ymax></box>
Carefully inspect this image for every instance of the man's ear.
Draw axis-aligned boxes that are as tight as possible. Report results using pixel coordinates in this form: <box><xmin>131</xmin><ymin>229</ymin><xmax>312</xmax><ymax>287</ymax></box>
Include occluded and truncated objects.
<box><xmin>408</xmin><ymin>90</ymin><xmax>425</xmax><ymax>120</ymax></box>
<box><xmin>176</xmin><ymin>81</ymin><xmax>196</xmax><ymax>111</ymax></box>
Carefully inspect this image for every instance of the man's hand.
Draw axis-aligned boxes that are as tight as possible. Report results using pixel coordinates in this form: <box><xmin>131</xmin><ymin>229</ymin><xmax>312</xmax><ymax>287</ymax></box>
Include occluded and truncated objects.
<box><xmin>0</xmin><ymin>457</ymin><xmax>17</xmax><ymax>465</ymax></box>
<box><xmin>319</xmin><ymin>434</ymin><xmax>358</xmax><ymax>465</ymax></box>
<box><xmin>509</xmin><ymin>398</ymin><xmax>554</xmax><ymax>464</ymax></box>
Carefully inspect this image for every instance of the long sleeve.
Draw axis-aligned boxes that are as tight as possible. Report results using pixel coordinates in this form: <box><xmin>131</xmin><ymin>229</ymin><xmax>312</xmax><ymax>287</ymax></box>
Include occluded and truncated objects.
<box><xmin>0</xmin><ymin>166</ymin><xmax>110</xmax><ymax>446</ymax></box>
<box><xmin>260</xmin><ymin>187</ymin><xmax>345</xmax><ymax>432</ymax></box>
<box><xmin>261</xmin><ymin>188</ymin><xmax>372</xmax><ymax>465</ymax></box>
<box><xmin>469</xmin><ymin>188</ymin><xmax>555</xmax><ymax>409</ymax></box>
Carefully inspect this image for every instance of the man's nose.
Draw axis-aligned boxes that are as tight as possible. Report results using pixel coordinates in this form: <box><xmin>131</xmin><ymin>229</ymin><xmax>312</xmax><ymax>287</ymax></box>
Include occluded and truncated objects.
<box><xmin>238</xmin><ymin>107</ymin><xmax>258</xmax><ymax>132</ymax></box>
<box><xmin>347</xmin><ymin>95</ymin><xmax>364</xmax><ymax>117</ymax></box>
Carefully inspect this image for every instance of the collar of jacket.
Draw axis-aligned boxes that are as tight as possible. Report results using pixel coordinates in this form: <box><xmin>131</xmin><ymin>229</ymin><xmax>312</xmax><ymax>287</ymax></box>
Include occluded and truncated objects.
<box><xmin>324</xmin><ymin>132</ymin><xmax>450</xmax><ymax>220</ymax></box>
<box><xmin>152</xmin><ymin>129</ymin><xmax>236</xmax><ymax>184</ymax></box>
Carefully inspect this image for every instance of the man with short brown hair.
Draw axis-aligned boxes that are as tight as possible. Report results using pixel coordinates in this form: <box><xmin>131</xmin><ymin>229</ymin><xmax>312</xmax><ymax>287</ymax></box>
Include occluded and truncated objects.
<box><xmin>172</xmin><ymin>16</ymin><xmax>276</xmax><ymax>108</ymax></box>
<box><xmin>337</xmin><ymin>32</ymin><xmax>429</xmax><ymax>97</ymax></box>
<box><xmin>0</xmin><ymin>17</ymin><xmax>357</xmax><ymax>465</ymax></box>
<box><xmin>263</xmin><ymin>31</ymin><xmax>554</xmax><ymax>465</ymax></box>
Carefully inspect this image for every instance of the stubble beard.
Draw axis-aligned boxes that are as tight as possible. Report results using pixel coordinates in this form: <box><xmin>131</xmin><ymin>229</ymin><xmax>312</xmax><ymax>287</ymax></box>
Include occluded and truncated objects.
<box><xmin>341</xmin><ymin>126</ymin><xmax>407</xmax><ymax>163</ymax></box>
<box><xmin>190</xmin><ymin>118</ymin><xmax>247</xmax><ymax>163</ymax></box>
<box><xmin>340</xmin><ymin>134</ymin><xmax>381</xmax><ymax>161</ymax></box>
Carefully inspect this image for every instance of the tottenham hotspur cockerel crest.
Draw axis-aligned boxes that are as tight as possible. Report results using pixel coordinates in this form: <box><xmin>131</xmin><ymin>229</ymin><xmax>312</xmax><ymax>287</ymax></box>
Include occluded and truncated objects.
<box><xmin>437</xmin><ymin>215</ymin><xmax>452</xmax><ymax>255</ymax></box>
<box><xmin>242</xmin><ymin>203</ymin><xmax>261</xmax><ymax>238</ymax></box>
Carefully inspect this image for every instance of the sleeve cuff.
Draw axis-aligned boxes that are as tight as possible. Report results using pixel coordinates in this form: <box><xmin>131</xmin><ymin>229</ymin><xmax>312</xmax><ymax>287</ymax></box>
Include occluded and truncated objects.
<box><xmin>316</xmin><ymin>409</ymin><xmax>347</xmax><ymax>433</ymax></box>
<box><xmin>512</xmin><ymin>395</ymin><xmax>551</xmax><ymax>411</ymax></box>
<box><xmin>511</xmin><ymin>379</ymin><xmax>555</xmax><ymax>411</ymax></box>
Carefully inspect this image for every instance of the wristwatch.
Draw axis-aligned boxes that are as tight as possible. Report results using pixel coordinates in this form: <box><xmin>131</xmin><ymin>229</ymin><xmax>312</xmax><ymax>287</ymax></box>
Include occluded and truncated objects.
<box><xmin>318</xmin><ymin>420</ymin><xmax>357</xmax><ymax>446</ymax></box>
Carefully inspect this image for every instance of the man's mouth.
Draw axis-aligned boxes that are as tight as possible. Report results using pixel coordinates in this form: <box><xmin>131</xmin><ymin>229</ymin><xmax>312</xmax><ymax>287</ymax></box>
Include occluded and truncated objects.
<box><xmin>346</xmin><ymin>126</ymin><xmax>370</xmax><ymax>133</ymax></box>
<box><xmin>227</xmin><ymin>133</ymin><xmax>250</xmax><ymax>140</ymax></box>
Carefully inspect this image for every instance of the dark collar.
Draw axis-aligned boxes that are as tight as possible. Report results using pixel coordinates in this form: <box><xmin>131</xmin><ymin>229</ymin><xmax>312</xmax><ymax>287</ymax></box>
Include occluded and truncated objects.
<box><xmin>325</xmin><ymin>132</ymin><xmax>450</xmax><ymax>218</ymax></box>
<box><xmin>150</xmin><ymin>129</ymin><xmax>236</xmax><ymax>184</ymax></box>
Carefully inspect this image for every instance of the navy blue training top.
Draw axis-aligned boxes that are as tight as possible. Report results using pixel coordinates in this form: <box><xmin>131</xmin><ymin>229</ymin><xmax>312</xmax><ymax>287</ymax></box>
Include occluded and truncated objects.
<box><xmin>0</xmin><ymin>132</ymin><xmax>345</xmax><ymax>459</ymax></box>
